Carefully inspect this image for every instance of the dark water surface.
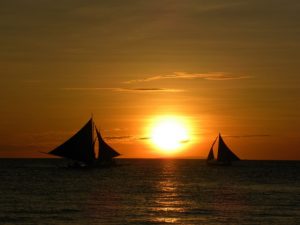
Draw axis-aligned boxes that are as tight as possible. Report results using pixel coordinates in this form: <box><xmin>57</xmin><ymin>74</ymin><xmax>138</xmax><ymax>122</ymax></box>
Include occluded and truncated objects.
<box><xmin>0</xmin><ymin>159</ymin><xmax>299</xmax><ymax>225</ymax></box>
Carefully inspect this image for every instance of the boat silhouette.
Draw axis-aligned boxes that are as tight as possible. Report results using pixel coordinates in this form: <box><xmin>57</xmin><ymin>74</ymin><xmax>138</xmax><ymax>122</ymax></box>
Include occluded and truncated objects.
<box><xmin>207</xmin><ymin>133</ymin><xmax>240</xmax><ymax>166</ymax></box>
<box><xmin>48</xmin><ymin>118</ymin><xmax>120</xmax><ymax>168</ymax></box>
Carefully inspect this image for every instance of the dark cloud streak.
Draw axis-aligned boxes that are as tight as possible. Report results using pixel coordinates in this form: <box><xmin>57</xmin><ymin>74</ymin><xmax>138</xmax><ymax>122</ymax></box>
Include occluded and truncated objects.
<box><xmin>61</xmin><ymin>87</ymin><xmax>183</xmax><ymax>92</ymax></box>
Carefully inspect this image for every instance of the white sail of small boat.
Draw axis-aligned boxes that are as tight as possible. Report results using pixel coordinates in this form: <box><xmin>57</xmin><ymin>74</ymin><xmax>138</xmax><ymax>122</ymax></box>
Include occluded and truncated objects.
<box><xmin>48</xmin><ymin>118</ymin><xmax>120</xmax><ymax>167</ymax></box>
<box><xmin>207</xmin><ymin>133</ymin><xmax>240</xmax><ymax>165</ymax></box>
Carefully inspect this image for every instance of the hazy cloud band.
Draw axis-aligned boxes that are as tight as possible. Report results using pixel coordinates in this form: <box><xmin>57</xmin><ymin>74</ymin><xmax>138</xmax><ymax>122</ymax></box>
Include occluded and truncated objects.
<box><xmin>124</xmin><ymin>72</ymin><xmax>252</xmax><ymax>83</ymax></box>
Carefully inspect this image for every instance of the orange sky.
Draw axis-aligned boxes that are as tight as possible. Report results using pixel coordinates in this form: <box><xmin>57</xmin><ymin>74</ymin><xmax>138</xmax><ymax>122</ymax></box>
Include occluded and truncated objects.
<box><xmin>0</xmin><ymin>1</ymin><xmax>299</xmax><ymax>160</ymax></box>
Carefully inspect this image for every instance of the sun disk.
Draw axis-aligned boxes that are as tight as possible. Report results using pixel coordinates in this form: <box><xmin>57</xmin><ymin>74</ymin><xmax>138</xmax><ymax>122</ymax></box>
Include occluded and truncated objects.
<box><xmin>150</xmin><ymin>117</ymin><xmax>190</xmax><ymax>154</ymax></box>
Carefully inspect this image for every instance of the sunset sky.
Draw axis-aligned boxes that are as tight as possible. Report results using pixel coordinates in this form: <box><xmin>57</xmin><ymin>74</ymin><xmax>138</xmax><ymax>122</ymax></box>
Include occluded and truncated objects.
<box><xmin>0</xmin><ymin>0</ymin><xmax>299</xmax><ymax>159</ymax></box>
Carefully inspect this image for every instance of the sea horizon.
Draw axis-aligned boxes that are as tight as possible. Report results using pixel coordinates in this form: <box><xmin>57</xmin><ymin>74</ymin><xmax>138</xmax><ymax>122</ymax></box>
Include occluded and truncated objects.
<box><xmin>1</xmin><ymin>157</ymin><xmax>299</xmax><ymax>161</ymax></box>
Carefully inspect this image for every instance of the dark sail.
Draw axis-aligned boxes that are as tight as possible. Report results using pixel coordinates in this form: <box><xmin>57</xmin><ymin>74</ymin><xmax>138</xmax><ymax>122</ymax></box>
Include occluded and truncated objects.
<box><xmin>207</xmin><ymin>148</ymin><xmax>215</xmax><ymax>161</ymax></box>
<box><xmin>207</xmin><ymin>136</ymin><xmax>217</xmax><ymax>161</ymax></box>
<box><xmin>217</xmin><ymin>134</ymin><xmax>240</xmax><ymax>162</ymax></box>
<box><xmin>49</xmin><ymin>119</ymin><xmax>95</xmax><ymax>164</ymax></box>
<box><xmin>96</xmin><ymin>128</ymin><xmax>120</xmax><ymax>161</ymax></box>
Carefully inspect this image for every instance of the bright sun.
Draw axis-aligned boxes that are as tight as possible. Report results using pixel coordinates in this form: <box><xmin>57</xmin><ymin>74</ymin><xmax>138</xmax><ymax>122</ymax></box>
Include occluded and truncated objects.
<box><xmin>150</xmin><ymin>116</ymin><xmax>190</xmax><ymax>154</ymax></box>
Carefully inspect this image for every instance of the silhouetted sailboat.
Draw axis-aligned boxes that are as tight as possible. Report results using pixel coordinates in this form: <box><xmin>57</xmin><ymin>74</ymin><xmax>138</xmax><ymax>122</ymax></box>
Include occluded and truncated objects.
<box><xmin>48</xmin><ymin>118</ymin><xmax>120</xmax><ymax>168</ymax></box>
<box><xmin>207</xmin><ymin>133</ymin><xmax>240</xmax><ymax>166</ymax></box>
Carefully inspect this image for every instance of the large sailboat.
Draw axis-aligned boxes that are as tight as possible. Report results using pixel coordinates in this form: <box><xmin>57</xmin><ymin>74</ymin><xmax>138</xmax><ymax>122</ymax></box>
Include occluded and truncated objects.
<box><xmin>207</xmin><ymin>133</ymin><xmax>240</xmax><ymax>166</ymax></box>
<box><xmin>48</xmin><ymin>118</ymin><xmax>120</xmax><ymax>168</ymax></box>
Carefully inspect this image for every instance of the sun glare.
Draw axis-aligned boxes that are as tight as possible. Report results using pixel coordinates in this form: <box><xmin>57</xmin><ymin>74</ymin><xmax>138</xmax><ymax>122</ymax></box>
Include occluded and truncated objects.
<box><xmin>150</xmin><ymin>116</ymin><xmax>190</xmax><ymax>154</ymax></box>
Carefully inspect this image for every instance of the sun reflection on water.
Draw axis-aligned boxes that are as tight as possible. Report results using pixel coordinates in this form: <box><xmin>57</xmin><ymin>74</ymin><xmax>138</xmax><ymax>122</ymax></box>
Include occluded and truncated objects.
<box><xmin>150</xmin><ymin>160</ymin><xmax>187</xmax><ymax>224</ymax></box>
<box><xmin>153</xmin><ymin>217</ymin><xmax>179</xmax><ymax>223</ymax></box>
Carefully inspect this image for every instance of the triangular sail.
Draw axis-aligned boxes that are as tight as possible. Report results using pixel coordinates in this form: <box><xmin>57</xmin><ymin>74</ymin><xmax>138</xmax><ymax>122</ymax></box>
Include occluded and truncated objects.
<box><xmin>49</xmin><ymin>119</ymin><xmax>95</xmax><ymax>164</ymax></box>
<box><xmin>207</xmin><ymin>148</ymin><xmax>215</xmax><ymax>161</ymax></box>
<box><xmin>217</xmin><ymin>134</ymin><xmax>240</xmax><ymax>162</ymax></box>
<box><xmin>96</xmin><ymin>128</ymin><xmax>120</xmax><ymax>161</ymax></box>
<box><xmin>207</xmin><ymin>136</ymin><xmax>217</xmax><ymax>161</ymax></box>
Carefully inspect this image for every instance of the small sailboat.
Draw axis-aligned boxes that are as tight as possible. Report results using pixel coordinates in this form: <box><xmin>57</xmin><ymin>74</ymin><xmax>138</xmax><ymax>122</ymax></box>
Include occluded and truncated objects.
<box><xmin>207</xmin><ymin>133</ymin><xmax>240</xmax><ymax>166</ymax></box>
<box><xmin>48</xmin><ymin>118</ymin><xmax>120</xmax><ymax>168</ymax></box>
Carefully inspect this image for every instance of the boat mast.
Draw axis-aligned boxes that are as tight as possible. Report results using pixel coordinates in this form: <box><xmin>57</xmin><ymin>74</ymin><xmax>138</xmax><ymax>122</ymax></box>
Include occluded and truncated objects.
<box><xmin>92</xmin><ymin>114</ymin><xmax>94</xmax><ymax>143</ymax></box>
<box><xmin>91</xmin><ymin>114</ymin><xmax>97</xmax><ymax>157</ymax></box>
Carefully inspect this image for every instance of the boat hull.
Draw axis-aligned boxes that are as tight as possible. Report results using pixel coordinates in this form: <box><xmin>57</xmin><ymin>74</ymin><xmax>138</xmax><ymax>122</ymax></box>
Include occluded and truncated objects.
<box><xmin>206</xmin><ymin>160</ymin><xmax>232</xmax><ymax>166</ymax></box>
<box><xmin>66</xmin><ymin>160</ymin><xmax>118</xmax><ymax>169</ymax></box>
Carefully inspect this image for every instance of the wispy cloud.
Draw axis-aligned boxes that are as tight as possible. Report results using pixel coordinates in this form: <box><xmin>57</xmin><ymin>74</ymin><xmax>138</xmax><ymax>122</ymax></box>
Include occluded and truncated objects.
<box><xmin>124</xmin><ymin>72</ymin><xmax>252</xmax><ymax>84</ymax></box>
<box><xmin>115</xmin><ymin>88</ymin><xmax>183</xmax><ymax>93</ymax></box>
<box><xmin>138</xmin><ymin>137</ymin><xmax>150</xmax><ymax>141</ymax></box>
<box><xmin>104</xmin><ymin>136</ymin><xmax>132</xmax><ymax>141</ymax></box>
<box><xmin>180</xmin><ymin>139</ymin><xmax>190</xmax><ymax>144</ymax></box>
<box><xmin>62</xmin><ymin>87</ymin><xmax>183</xmax><ymax>92</ymax></box>
<box><xmin>104</xmin><ymin>135</ymin><xmax>150</xmax><ymax>143</ymax></box>
<box><xmin>96</xmin><ymin>134</ymin><xmax>177</xmax><ymax>144</ymax></box>
<box><xmin>225</xmin><ymin>134</ymin><xmax>271</xmax><ymax>138</ymax></box>
<box><xmin>104</xmin><ymin>135</ymin><xmax>189</xmax><ymax>144</ymax></box>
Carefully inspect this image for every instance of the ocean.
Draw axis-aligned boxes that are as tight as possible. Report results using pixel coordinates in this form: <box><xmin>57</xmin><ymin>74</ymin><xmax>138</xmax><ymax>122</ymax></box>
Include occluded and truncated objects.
<box><xmin>0</xmin><ymin>159</ymin><xmax>299</xmax><ymax>225</ymax></box>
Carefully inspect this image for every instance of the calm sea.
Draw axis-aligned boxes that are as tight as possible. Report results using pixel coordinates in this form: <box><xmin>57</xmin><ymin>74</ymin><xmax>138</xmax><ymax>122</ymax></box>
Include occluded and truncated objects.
<box><xmin>0</xmin><ymin>159</ymin><xmax>299</xmax><ymax>225</ymax></box>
